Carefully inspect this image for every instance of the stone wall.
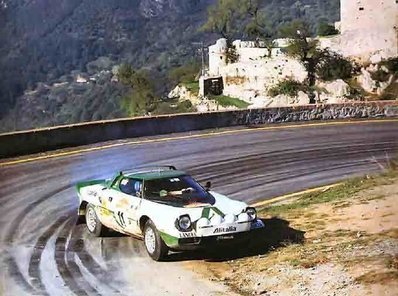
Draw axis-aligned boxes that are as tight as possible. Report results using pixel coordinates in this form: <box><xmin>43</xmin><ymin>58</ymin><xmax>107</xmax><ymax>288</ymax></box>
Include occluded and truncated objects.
<box><xmin>239</xmin><ymin>102</ymin><xmax>398</xmax><ymax>125</ymax></box>
<box><xmin>1</xmin><ymin>101</ymin><xmax>397</xmax><ymax>158</ymax></box>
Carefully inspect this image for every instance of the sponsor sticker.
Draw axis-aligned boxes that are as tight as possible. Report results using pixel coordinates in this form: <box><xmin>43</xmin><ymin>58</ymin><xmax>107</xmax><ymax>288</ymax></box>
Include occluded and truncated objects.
<box><xmin>216</xmin><ymin>235</ymin><xmax>234</xmax><ymax>240</ymax></box>
<box><xmin>179</xmin><ymin>232</ymin><xmax>196</xmax><ymax>238</ymax></box>
<box><xmin>213</xmin><ymin>226</ymin><xmax>237</xmax><ymax>234</ymax></box>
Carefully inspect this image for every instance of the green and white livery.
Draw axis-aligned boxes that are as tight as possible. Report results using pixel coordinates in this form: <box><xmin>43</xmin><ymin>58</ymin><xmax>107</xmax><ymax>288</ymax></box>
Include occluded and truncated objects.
<box><xmin>76</xmin><ymin>166</ymin><xmax>264</xmax><ymax>261</ymax></box>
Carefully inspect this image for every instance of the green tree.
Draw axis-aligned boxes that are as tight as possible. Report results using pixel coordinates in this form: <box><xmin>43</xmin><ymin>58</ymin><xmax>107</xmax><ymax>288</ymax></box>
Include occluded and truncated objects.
<box><xmin>200</xmin><ymin>0</ymin><xmax>246</xmax><ymax>40</ymax></box>
<box><xmin>168</xmin><ymin>61</ymin><xmax>201</xmax><ymax>85</ymax></box>
<box><xmin>317</xmin><ymin>52</ymin><xmax>353</xmax><ymax>81</ymax></box>
<box><xmin>117</xmin><ymin>64</ymin><xmax>158</xmax><ymax>116</ymax></box>
<box><xmin>317</xmin><ymin>22</ymin><xmax>339</xmax><ymax>36</ymax></box>
<box><xmin>201</xmin><ymin>0</ymin><xmax>248</xmax><ymax>64</ymax></box>
<box><xmin>280</xmin><ymin>20</ymin><xmax>326</xmax><ymax>103</ymax></box>
<box><xmin>244</xmin><ymin>0</ymin><xmax>276</xmax><ymax>57</ymax></box>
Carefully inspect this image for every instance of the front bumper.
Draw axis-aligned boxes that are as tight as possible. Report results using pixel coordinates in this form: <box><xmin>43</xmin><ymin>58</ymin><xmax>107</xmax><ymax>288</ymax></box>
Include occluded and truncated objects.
<box><xmin>173</xmin><ymin>219</ymin><xmax>264</xmax><ymax>251</ymax></box>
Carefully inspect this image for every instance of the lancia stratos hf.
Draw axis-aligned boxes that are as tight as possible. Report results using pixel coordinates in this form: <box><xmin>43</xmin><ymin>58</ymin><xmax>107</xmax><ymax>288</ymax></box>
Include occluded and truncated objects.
<box><xmin>77</xmin><ymin>166</ymin><xmax>264</xmax><ymax>261</ymax></box>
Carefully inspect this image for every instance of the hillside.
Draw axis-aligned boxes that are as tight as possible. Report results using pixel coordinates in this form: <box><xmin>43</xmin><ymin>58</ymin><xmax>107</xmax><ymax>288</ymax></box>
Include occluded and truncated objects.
<box><xmin>0</xmin><ymin>0</ymin><xmax>340</xmax><ymax>132</ymax></box>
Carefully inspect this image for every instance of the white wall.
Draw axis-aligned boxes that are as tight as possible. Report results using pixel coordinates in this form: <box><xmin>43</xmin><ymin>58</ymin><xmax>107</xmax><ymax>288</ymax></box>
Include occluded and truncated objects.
<box><xmin>207</xmin><ymin>38</ymin><xmax>307</xmax><ymax>103</ymax></box>
<box><xmin>340</xmin><ymin>0</ymin><xmax>398</xmax><ymax>61</ymax></box>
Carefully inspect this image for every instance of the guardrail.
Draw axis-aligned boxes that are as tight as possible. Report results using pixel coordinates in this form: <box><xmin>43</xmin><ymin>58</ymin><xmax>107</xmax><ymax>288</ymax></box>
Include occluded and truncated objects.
<box><xmin>1</xmin><ymin>101</ymin><xmax>398</xmax><ymax>159</ymax></box>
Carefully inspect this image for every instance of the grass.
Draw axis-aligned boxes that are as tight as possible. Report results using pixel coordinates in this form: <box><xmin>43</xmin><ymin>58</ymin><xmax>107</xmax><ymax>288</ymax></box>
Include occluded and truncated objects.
<box><xmin>260</xmin><ymin>170</ymin><xmax>397</xmax><ymax>217</ymax></box>
<box><xmin>182</xmin><ymin>81</ymin><xmax>199</xmax><ymax>94</ymax></box>
<box><xmin>210</xmin><ymin>95</ymin><xmax>250</xmax><ymax>108</ymax></box>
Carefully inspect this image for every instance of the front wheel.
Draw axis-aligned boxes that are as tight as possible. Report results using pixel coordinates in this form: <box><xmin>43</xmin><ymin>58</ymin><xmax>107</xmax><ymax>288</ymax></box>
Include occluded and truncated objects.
<box><xmin>143</xmin><ymin>220</ymin><xmax>168</xmax><ymax>261</ymax></box>
<box><xmin>85</xmin><ymin>204</ymin><xmax>106</xmax><ymax>237</ymax></box>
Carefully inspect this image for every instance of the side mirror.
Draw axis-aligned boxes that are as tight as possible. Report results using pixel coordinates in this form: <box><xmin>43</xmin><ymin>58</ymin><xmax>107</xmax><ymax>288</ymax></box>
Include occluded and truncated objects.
<box><xmin>205</xmin><ymin>181</ymin><xmax>212</xmax><ymax>191</ymax></box>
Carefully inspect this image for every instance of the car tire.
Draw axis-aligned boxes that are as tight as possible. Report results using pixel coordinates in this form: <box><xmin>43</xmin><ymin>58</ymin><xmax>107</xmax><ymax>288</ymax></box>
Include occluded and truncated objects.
<box><xmin>143</xmin><ymin>220</ymin><xmax>168</xmax><ymax>261</ymax></box>
<box><xmin>85</xmin><ymin>204</ymin><xmax>106</xmax><ymax>237</ymax></box>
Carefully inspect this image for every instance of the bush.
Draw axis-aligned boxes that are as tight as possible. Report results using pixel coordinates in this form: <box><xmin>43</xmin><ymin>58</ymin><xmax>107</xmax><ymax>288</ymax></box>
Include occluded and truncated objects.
<box><xmin>317</xmin><ymin>52</ymin><xmax>353</xmax><ymax>81</ymax></box>
<box><xmin>380</xmin><ymin>81</ymin><xmax>398</xmax><ymax>100</ymax></box>
<box><xmin>317</xmin><ymin>22</ymin><xmax>339</xmax><ymax>36</ymax></box>
<box><xmin>345</xmin><ymin>78</ymin><xmax>367</xmax><ymax>100</ymax></box>
<box><xmin>168</xmin><ymin>62</ymin><xmax>201</xmax><ymax>85</ymax></box>
<box><xmin>380</xmin><ymin>57</ymin><xmax>398</xmax><ymax>74</ymax></box>
<box><xmin>371</xmin><ymin>69</ymin><xmax>390</xmax><ymax>82</ymax></box>
<box><xmin>268</xmin><ymin>79</ymin><xmax>308</xmax><ymax>97</ymax></box>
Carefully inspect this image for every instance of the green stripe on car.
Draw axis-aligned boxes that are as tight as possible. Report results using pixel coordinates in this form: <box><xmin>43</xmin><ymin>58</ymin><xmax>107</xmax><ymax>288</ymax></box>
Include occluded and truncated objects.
<box><xmin>201</xmin><ymin>207</ymin><xmax>225</xmax><ymax>219</ymax></box>
<box><xmin>159</xmin><ymin>231</ymin><xmax>179</xmax><ymax>247</ymax></box>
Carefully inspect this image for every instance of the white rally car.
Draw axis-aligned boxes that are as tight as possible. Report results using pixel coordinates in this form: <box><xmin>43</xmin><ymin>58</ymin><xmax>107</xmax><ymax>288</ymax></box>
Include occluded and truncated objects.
<box><xmin>76</xmin><ymin>166</ymin><xmax>264</xmax><ymax>261</ymax></box>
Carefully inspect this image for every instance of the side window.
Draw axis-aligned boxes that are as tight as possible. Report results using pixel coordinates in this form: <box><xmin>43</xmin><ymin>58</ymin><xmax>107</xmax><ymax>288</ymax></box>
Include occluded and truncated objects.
<box><xmin>119</xmin><ymin>178</ymin><xmax>142</xmax><ymax>196</ymax></box>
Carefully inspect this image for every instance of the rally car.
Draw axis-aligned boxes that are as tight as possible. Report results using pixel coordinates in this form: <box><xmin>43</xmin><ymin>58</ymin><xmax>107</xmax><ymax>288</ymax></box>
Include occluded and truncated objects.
<box><xmin>76</xmin><ymin>166</ymin><xmax>264</xmax><ymax>261</ymax></box>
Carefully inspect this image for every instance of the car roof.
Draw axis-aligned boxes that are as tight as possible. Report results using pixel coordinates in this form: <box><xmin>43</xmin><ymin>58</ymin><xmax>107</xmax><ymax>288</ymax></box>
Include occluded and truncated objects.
<box><xmin>125</xmin><ymin>170</ymin><xmax>187</xmax><ymax>181</ymax></box>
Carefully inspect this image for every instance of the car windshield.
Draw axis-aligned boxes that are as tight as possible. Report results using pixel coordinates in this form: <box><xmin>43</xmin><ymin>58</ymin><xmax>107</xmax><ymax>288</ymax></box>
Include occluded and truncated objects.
<box><xmin>144</xmin><ymin>175</ymin><xmax>214</xmax><ymax>206</ymax></box>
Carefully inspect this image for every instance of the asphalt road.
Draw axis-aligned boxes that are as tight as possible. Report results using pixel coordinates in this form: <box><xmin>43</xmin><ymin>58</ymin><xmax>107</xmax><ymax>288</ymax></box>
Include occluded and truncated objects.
<box><xmin>1</xmin><ymin>120</ymin><xmax>398</xmax><ymax>296</ymax></box>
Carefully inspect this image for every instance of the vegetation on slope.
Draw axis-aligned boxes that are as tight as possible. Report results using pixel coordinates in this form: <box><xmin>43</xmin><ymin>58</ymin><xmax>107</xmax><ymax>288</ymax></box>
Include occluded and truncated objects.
<box><xmin>0</xmin><ymin>0</ymin><xmax>340</xmax><ymax>131</ymax></box>
<box><xmin>211</xmin><ymin>95</ymin><xmax>250</xmax><ymax>108</ymax></box>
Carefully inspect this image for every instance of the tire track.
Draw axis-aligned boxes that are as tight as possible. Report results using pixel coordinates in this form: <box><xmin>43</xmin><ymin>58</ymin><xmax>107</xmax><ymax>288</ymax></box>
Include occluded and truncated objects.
<box><xmin>4</xmin><ymin>185</ymin><xmax>71</xmax><ymax>243</ymax></box>
<box><xmin>55</xmin><ymin>219</ymin><xmax>100</xmax><ymax>296</ymax></box>
<box><xmin>1</xmin><ymin>121</ymin><xmax>398</xmax><ymax>295</ymax></box>
<box><xmin>28</xmin><ymin>214</ymin><xmax>72</xmax><ymax>295</ymax></box>
<box><xmin>3</xmin><ymin>185</ymin><xmax>71</xmax><ymax>295</ymax></box>
<box><xmin>4</xmin><ymin>255</ymin><xmax>38</xmax><ymax>295</ymax></box>
<box><xmin>189</xmin><ymin>142</ymin><xmax>398</xmax><ymax>181</ymax></box>
<box><xmin>188</xmin><ymin>142</ymin><xmax>397</xmax><ymax>182</ymax></box>
<box><xmin>69</xmin><ymin>224</ymin><xmax>123</xmax><ymax>295</ymax></box>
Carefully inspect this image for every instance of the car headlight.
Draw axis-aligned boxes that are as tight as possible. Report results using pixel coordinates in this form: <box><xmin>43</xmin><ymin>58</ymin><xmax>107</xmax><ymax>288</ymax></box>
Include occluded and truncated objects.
<box><xmin>176</xmin><ymin>215</ymin><xmax>192</xmax><ymax>232</ymax></box>
<box><xmin>245</xmin><ymin>207</ymin><xmax>257</xmax><ymax>220</ymax></box>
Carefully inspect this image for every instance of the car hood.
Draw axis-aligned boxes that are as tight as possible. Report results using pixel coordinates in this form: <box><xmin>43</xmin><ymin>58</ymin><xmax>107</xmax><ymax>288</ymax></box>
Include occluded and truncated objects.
<box><xmin>144</xmin><ymin>191</ymin><xmax>248</xmax><ymax>223</ymax></box>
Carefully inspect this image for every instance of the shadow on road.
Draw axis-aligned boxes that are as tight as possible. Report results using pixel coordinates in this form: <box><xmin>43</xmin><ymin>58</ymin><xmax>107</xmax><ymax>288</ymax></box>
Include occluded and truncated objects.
<box><xmin>166</xmin><ymin>217</ymin><xmax>305</xmax><ymax>262</ymax></box>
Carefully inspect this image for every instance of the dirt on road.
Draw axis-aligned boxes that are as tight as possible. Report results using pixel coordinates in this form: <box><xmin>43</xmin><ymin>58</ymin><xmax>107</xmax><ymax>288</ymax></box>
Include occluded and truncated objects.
<box><xmin>186</xmin><ymin>172</ymin><xmax>398</xmax><ymax>296</ymax></box>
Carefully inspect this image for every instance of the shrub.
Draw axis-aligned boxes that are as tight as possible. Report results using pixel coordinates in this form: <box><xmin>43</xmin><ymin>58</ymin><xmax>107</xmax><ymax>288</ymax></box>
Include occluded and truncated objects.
<box><xmin>317</xmin><ymin>22</ymin><xmax>339</xmax><ymax>37</ymax></box>
<box><xmin>345</xmin><ymin>78</ymin><xmax>367</xmax><ymax>100</ymax></box>
<box><xmin>380</xmin><ymin>57</ymin><xmax>398</xmax><ymax>74</ymax></box>
<box><xmin>380</xmin><ymin>81</ymin><xmax>398</xmax><ymax>100</ymax></box>
<box><xmin>317</xmin><ymin>52</ymin><xmax>353</xmax><ymax>81</ymax></box>
<box><xmin>371</xmin><ymin>69</ymin><xmax>390</xmax><ymax>82</ymax></box>
<box><xmin>168</xmin><ymin>62</ymin><xmax>201</xmax><ymax>85</ymax></box>
<box><xmin>268</xmin><ymin>79</ymin><xmax>307</xmax><ymax>97</ymax></box>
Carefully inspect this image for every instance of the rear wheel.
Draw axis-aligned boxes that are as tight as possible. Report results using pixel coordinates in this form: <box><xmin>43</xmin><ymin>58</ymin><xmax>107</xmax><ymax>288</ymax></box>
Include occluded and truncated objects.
<box><xmin>143</xmin><ymin>220</ymin><xmax>168</xmax><ymax>261</ymax></box>
<box><xmin>85</xmin><ymin>204</ymin><xmax>106</xmax><ymax>237</ymax></box>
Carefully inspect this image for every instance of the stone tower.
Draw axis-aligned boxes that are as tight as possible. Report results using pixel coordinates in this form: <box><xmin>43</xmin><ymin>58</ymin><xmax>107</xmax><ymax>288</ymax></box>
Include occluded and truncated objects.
<box><xmin>339</xmin><ymin>0</ymin><xmax>398</xmax><ymax>62</ymax></box>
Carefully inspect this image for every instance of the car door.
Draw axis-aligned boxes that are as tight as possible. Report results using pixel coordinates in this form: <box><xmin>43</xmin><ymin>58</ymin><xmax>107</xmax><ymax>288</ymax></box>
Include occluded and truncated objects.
<box><xmin>107</xmin><ymin>177</ymin><xmax>143</xmax><ymax>235</ymax></box>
